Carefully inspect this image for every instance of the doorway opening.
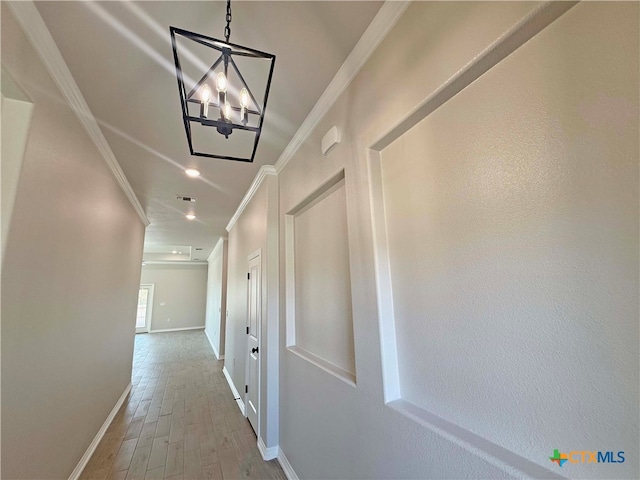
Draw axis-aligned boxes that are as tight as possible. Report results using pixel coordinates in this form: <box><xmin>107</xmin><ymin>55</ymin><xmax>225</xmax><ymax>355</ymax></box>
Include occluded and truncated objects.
<box><xmin>136</xmin><ymin>284</ymin><xmax>154</xmax><ymax>334</ymax></box>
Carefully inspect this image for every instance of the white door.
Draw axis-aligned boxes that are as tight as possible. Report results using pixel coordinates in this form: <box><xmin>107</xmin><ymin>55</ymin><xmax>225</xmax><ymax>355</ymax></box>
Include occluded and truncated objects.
<box><xmin>245</xmin><ymin>251</ymin><xmax>260</xmax><ymax>433</ymax></box>
<box><xmin>136</xmin><ymin>284</ymin><xmax>154</xmax><ymax>334</ymax></box>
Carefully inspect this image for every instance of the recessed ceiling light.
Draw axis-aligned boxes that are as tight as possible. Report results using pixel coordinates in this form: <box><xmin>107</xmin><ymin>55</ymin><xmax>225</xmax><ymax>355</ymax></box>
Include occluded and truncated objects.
<box><xmin>185</xmin><ymin>168</ymin><xmax>200</xmax><ymax>178</ymax></box>
<box><xmin>172</xmin><ymin>250</ymin><xmax>178</xmax><ymax>254</ymax></box>
<box><xmin>179</xmin><ymin>251</ymin><xmax>183</xmax><ymax>255</ymax></box>
<box><xmin>142</xmin><ymin>262</ymin><xmax>146</xmax><ymax>266</ymax></box>
<box><xmin>186</xmin><ymin>214</ymin><xmax>196</xmax><ymax>220</ymax></box>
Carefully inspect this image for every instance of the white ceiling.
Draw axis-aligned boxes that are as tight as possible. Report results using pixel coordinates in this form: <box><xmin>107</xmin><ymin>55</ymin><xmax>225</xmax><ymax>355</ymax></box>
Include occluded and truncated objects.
<box><xmin>34</xmin><ymin>1</ymin><xmax>383</xmax><ymax>261</ymax></box>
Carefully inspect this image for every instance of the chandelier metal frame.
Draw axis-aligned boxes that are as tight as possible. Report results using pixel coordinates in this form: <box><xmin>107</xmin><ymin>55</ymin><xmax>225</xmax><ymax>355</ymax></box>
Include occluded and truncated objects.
<box><xmin>170</xmin><ymin>1</ymin><xmax>276</xmax><ymax>163</ymax></box>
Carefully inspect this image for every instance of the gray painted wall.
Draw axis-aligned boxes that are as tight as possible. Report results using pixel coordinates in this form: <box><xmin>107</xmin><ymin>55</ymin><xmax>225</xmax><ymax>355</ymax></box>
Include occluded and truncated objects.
<box><xmin>140</xmin><ymin>264</ymin><xmax>208</xmax><ymax>332</ymax></box>
<box><xmin>205</xmin><ymin>238</ymin><xmax>228</xmax><ymax>358</ymax></box>
<box><xmin>275</xmin><ymin>2</ymin><xmax>638</xmax><ymax>479</ymax></box>
<box><xmin>225</xmin><ymin>181</ymin><xmax>267</xmax><ymax>400</ymax></box>
<box><xmin>1</xmin><ymin>6</ymin><xmax>145</xmax><ymax>478</ymax></box>
<box><xmin>225</xmin><ymin>174</ymin><xmax>280</xmax><ymax>449</ymax></box>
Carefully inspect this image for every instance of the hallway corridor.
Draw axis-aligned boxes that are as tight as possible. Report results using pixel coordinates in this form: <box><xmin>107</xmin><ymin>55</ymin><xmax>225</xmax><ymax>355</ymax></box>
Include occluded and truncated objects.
<box><xmin>80</xmin><ymin>331</ymin><xmax>285</xmax><ymax>480</ymax></box>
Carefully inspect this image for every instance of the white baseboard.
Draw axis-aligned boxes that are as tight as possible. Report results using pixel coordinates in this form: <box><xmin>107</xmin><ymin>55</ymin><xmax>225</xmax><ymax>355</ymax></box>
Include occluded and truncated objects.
<box><xmin>204</xmin><ymin>329</ymin><xmax>224</xmax><ymax>360</ymax></box>
<box><xmin>69</xmin><ymin>383</ymin><xmax>132</xmax><ymax>480</ymax></box>
<box><xmin>277</xmin><ymin>448</ymin><xmax>299</xmax><ymax>480</ymax></box>
<box><xmin>150</xmin><ymin>326</ymin><xmax>204</xmax><ymax>333</ymax></box>
<box><xmin>258</xmin><ymin>437</ymin><xmax>278</xmax><ymax>461</ymax></box>
<box><xmin>222</xmin><ymin>366</ymin><xmax>245</xmax><ymax>416</ymax></box>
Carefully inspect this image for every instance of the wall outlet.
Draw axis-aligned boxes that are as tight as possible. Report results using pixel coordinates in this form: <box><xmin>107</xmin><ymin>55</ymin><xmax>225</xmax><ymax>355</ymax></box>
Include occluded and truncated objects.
<box><xmin>160</xmin><ymin>302</ymin><xmax>166</xmax><ymax>306</ymax></box>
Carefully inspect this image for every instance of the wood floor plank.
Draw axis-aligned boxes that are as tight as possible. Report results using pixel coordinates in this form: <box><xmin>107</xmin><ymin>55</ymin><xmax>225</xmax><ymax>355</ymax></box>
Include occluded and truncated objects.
<box><xmin>126</xmin><ymin>446</ymin><xmax>152</xmax><ymax>480</ymax></box>
<box><xmin>218</xmin><ymin>448</ymin><xmax>241</xmax><ymax>480</ymax></box>
<box><xmin>168</xmin><ymin>415</ymin><xmax>185</xmax><ymax>444</ymax></box>
<box><xmin>147</xmin><ymin>436</ymin><xmax>169</xmax><ymax>471</ymax></box>
<box><xmin>262</xmin><ymin>460</ymin><xmax>288</xmax><ymax>480</ymax></box>
<box><xmin>201</xmin><ymin>462</ymin><xmax>223</xmax><ymax>480</ymax></box>
<box><xmin>146</xmin><ymin>404</ymin><xmax>162</xmax><ymax>424</ymax></box>
<box><xmin>172</xmin><ymin>398</ymin><xmax>186</xmax><ymax>419</ymax></box>
<box><xmin>108</xmin><ymin>469</ymin><xmax>129</xmax><ymax>480</ymax></box>
<box><xmin>160</xmin><ymin>398</ymin><xmax>173</xmax><ymax>416</ymax></box>
<box><xmin>144</xmin><ymin>466</ymin><xmax>166</xmax><ymax>480</ymax></box>
<box><xmin>88</xmin><ymin>432</ymin><xmax>125</xmax><ymax>473</ymax></box>
<box><xmin>125</xmin><ymin>417</ymin><xmax>145</xmax><ymax>441</ymax></box>
<box><xmin>110</xmin><ymin>438</ymin><xmax>138</xmax><ymax>473</ymax></box>
<box><xmin>80</xmin><ymin>332</ymin><xmax>284</xmax><ymax>480</ymax></box>
<box><xmin>134</xmin><ymin>400</ymin><xmax>152</xmax><ymax>418</ymax></box>
<box><xmin>85</xmin><ymin>465</ymin><xmax>110</xmax><ymax>480</ymax></box>
<box><xmin>108</xmin><ymin>416</ymin><xmax>133</xmax><ymax>439</ymax></box>
<box><xmin>187</xmin><ymin>423</ymin><xmax>203</xmax><ymax>451</ymax></box>
<box><xmin>164</xmin><ymin>442</ymin><xmax>184</xmax><ymax>478</ymax></box>
<box><xmin>200</xmin><ymin>434</ymin><xmax>218</xmax><ymax>467</ymax></box>
<box><xmin>138</xmin><ymin>422</ymin><xmax>158</xmax><ymax>448</ymax></box>
<box><xmin>155</xmin><ymin>414</ymin><xmax>172</xmax><ymax>438</ymax></box>
<box><xmin>183</xmin><ymin>447</ymin><xmax>203</xmax><ymax>479</ymax></box>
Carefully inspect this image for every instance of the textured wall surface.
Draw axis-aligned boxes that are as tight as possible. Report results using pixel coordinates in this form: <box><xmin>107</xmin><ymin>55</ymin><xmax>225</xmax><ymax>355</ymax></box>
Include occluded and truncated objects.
<box><xmin>276</xmin><ymin>2</ymin><xmax>638</xmax><ymax>479</ymax></box>
<box><xmin>1</xmin><ymin>6</ymin><xmax>145</xmax><ymax>478</ymax></box>
<box><xmin>379</xmin><ymin>1</ymin><xmax>638</xmax><ymax>474</ymax></box>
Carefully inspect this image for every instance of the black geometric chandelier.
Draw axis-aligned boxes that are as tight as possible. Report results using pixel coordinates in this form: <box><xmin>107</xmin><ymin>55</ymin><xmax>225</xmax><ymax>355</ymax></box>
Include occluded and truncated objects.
<box><xmin>170</xmin><ymin>0</ymin><xmax>276</xmax><ymax>162</ymax></box>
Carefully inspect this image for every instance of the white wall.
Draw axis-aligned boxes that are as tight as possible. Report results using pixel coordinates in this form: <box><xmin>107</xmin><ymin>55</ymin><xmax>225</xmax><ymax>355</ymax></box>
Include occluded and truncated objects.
<box><xmin>275</xmin><ymin>2</ymin><xmax>638</xmax><ymax>480</ymax></box>
<box><xmin>1</xmin><ymin>6</ymin><xmax>145</xmax><ymax>478</ymax></box>
<box><xmin>205</xmin><ymin>237</ymin><xmax>228</xmax><ymax>358</ymax></box>
<box><xmin>140</xmin><ymin>263</ymin><xmax>208</xmax><ymax>332</ymax></box>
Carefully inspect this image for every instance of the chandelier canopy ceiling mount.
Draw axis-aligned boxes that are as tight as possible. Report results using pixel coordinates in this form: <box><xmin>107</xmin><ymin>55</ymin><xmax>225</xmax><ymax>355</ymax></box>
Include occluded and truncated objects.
<box><xmin>170</xmin><ymin>0</ymin><xmax>276</xmax><ymax>162</ymax></box>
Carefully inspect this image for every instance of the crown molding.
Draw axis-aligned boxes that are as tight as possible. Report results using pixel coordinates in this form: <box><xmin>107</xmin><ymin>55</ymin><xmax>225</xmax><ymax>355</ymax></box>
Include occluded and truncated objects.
<box><xmin>226</xmin><ymin>165</ymin><xmax>277</xmax><ymax>232</ymax></box>
<box><xmin>226</xmin><ymin>1</ymin><xmax>409</xmax><ymax>233</ymax></box>
<box><xmin>7</xmin><ymin>2</ymin><xmax>150</xmax><ymax>227</ymax></box>
<box><xmin>273</xmin><ymin>0</ymin><xmax>410</xmax><ymax>174</ymax></box>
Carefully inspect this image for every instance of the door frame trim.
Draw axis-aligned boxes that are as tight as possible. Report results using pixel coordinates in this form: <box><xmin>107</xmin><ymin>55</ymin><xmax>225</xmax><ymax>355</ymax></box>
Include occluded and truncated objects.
<box><xmin>244</xmin><ymin>249</ymin><xmax>262</xmax><ymax>432</ymax></box>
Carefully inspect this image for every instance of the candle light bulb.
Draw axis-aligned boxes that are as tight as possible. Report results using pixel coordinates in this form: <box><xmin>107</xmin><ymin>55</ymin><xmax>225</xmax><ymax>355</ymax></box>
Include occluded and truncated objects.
<box><xmin>240</xmin><ymin>88</ymin><xmax>249</xmax><ymax>125</ymax></box>
<box><xmin>216</xmin><ymin>72</ymin><xmax>227</xmax><ymax>92</ymax></box>
<box><xmin>216</xmin><ymin>72</ymin><xmax>227</xmax><ymax>110</ymax></box>
<box><xmin>224</xmin><ymin>101</ymin><xmax>232</xmax><ymax>121</ymax></box>
<box><xmin>201</xmin><ymin>84</ymin><xmax>212</xmax><ymax>103</ymax></box>
<box><xmin>240</xmin><ymin>88</ymin><xmax>249</xmax><ymax>108</ymax></box>
<box><xmin>200</xmin><ymin>84</ymin><xmax>211</xmax><ymax>118</ymax></box>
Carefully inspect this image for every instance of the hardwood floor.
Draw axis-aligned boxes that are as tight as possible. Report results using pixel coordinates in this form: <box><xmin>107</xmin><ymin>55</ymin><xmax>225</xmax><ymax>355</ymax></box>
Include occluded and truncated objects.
<box><xmin>80</xmin><ymin>331</ymin><xmax>286</xmax><ymax>480</ymax></box>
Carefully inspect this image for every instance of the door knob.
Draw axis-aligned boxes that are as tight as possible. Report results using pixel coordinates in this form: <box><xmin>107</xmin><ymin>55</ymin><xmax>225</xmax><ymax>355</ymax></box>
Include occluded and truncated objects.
<box><xmin>251</xmin><ymin>347</ymin><xmax>259</xmax><ymax>354</ymax></box>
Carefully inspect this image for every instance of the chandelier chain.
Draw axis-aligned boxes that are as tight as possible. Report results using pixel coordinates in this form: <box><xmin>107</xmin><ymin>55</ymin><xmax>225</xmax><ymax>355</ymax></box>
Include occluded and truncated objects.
<box><xmin>224</xmin><ymin>0</ymin><xmax>232</xmax><ymax>43</ymax></box>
